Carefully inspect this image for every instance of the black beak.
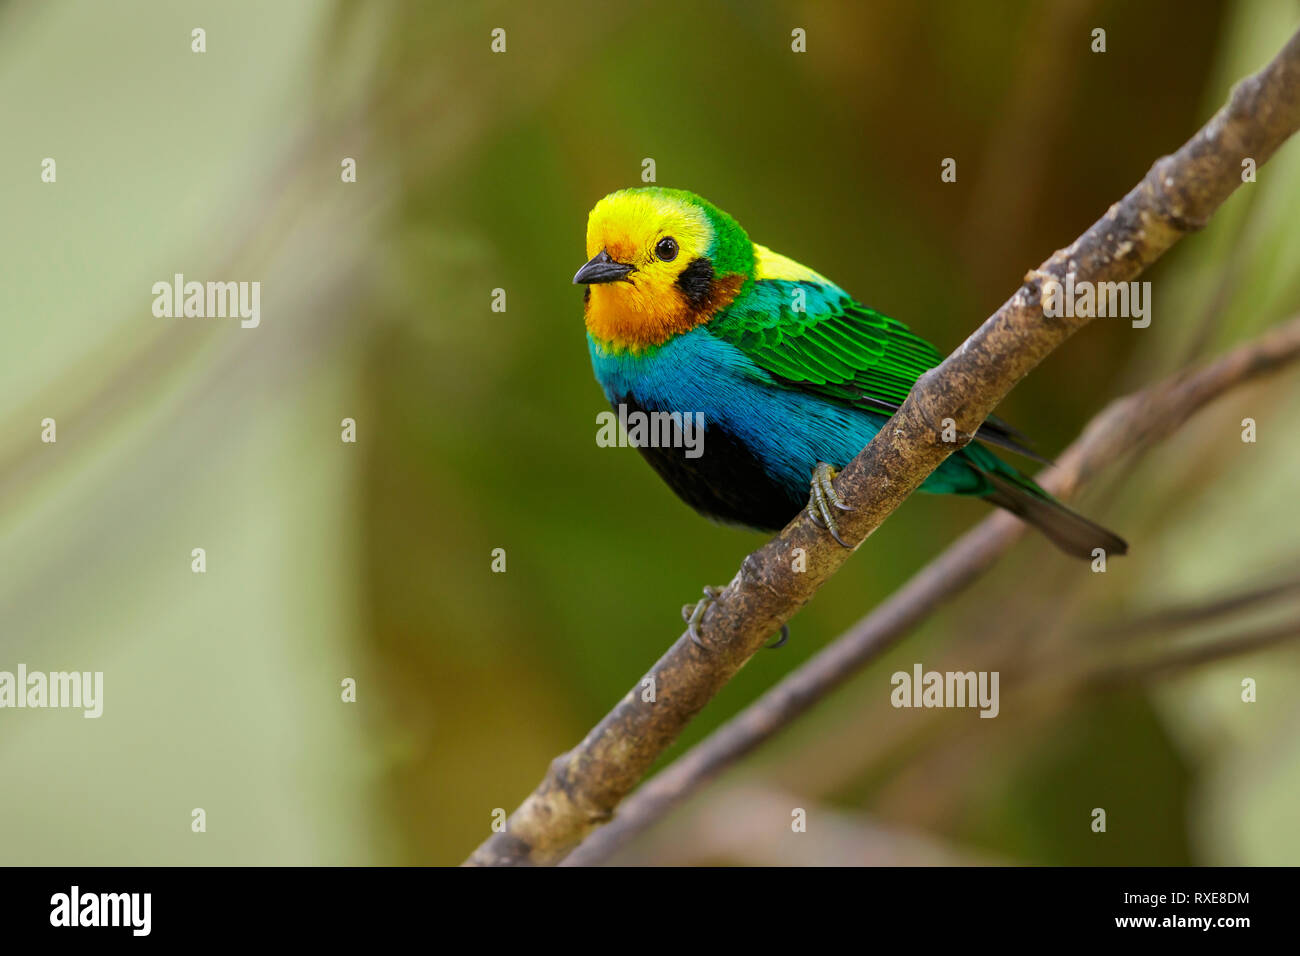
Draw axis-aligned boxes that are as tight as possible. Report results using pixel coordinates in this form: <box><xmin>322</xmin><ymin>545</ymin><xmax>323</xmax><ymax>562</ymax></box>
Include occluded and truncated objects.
<box><xmin>573</xmin><ymin>249</ymin><xmax>635</xmax><ymax>285</ymax></box>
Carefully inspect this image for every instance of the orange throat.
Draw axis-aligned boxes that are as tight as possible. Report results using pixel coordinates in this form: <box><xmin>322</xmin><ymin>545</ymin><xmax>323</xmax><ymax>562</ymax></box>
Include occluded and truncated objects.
<box><xmin>584</xmin><ymin>274</ymin><xmax>744</xmax><ymax>351</ymax></box>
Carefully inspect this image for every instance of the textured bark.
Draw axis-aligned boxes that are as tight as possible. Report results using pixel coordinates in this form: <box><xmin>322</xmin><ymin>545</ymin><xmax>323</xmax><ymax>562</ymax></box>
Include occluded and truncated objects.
<box><xmin>465</xmin><ymin>26</ymin><xmax>1300</xmax><ymax>867</ymax></box>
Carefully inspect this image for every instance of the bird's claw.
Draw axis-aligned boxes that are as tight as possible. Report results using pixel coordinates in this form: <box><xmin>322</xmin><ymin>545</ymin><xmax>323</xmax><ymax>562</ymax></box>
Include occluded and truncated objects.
<box><xmin>683</xmin><ymin>586</ymin><xmax>789</xmax><ymax>650</ymax></box>
<box><xmin>765</xmin><ymin>623</ymin><xmax>790</xmax><ymax>650</ymax></box>
<box><xmin>683</xmin><ymin>586</ymin><xmax>722</xmax><ymax>648</ymax></box>
<box><xmin>806</xmin><ymin>461</ymin><xmax>854</xmax><ymax>548</ymax></box>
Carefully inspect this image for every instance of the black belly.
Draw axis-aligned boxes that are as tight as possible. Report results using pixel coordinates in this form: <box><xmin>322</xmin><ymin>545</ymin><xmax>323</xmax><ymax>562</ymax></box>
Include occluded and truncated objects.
<box><xmin>615</xmin><ymin>394</ymin><xmax>803</xmax><ymax>532</ymax></box>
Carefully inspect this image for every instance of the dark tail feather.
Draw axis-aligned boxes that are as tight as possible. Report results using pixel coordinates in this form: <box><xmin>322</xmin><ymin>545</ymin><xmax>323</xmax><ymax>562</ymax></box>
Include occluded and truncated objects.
<box><xmin>981</xmin><ymin>469</ymin><xmax>1128</xmax><ymax>560</ymax></box>
<box><xmin>975</xmin><ymin>415</ymin><xmax>1054</xmax><ymax>466</ymax></box>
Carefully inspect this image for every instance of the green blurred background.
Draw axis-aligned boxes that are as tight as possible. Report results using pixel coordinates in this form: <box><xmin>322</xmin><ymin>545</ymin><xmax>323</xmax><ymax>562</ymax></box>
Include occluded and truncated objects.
<box><xmin>2</xmin><ymin>0</ymin><xmax>1298</xmax><ymax>865</ymax></box>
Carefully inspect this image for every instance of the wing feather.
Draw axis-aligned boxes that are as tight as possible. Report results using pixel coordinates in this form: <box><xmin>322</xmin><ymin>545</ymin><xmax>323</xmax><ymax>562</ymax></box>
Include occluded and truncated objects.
<box><xmin>709</xmin><ymin>276</ymin><xmax>1048</xmax><ymax>462</ymax></box>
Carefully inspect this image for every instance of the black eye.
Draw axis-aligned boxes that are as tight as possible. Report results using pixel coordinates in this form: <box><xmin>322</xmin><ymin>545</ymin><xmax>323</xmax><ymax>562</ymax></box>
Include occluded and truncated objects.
<box><xmin>655</xmin><ymin>237</ymin><xmax>679</xmax><ymax>262</ymax></box>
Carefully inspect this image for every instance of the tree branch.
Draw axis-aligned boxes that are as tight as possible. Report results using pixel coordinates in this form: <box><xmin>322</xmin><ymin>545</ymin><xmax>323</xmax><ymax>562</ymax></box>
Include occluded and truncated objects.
<box><xmin>1086</xmin><ymin>620</ymin><xmax>1300</xmax><ymax>690</ymax></box>
<box><xmin>1095</xmin><ymin>569</ymin><xmax>1300</xmax><ymax>640</ymax></box>
<box><xmin>465</xmin><ymin>26</ymin><xmax>1300</xmax><ymax>867</ymax></box>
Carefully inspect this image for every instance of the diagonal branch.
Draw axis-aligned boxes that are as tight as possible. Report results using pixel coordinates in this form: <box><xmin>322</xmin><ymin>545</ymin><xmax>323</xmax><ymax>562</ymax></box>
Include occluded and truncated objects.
<box><xmin>465</xmin><ymin>26</ymin><xmax>1300</xmax><ymax>867</ymax></box>
<box><xmin>1095</xmin><ymin>568</ymin><xmax>1300</xmax><ymax>640</ymax></box>
<box><xmin>1086</xmin><ymin>620</ymin><xmax>1300</xmax><ymax>688</ymax></box>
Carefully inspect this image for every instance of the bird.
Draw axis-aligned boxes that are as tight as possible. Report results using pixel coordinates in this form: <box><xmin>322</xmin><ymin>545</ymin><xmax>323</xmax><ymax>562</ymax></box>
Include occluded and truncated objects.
<box><xmin>573</xmin><ymin>187</ymin><xmax>1127</xmax><ymax>642</ymax></box>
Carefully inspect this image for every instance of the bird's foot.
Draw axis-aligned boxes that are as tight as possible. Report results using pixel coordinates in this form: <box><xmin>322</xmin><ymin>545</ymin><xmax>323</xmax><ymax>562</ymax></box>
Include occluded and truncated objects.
<box><xmin>766</xmin><ymin>624</ymin><xmax>791</xmax><ymax>650</ymax></box>
<box><xmin>682</xmin><ymin>586</ymin><xmax>723</xmax><ymax>649</ymax></box>
<box><xmin>806</xmin><ymin>461</ymin><xmax>854</xmax><ymax>548</ymax></box>
<box><xmin>682</xmin><ymin>586</ymin><xmax>791</xmax><ymax>650</ymax></box>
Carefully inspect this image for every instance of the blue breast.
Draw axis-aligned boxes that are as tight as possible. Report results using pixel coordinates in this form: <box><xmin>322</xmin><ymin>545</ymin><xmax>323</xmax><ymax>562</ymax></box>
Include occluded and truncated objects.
<box><xmin>588</xmin><ymin>328</ymin><xmax>890</xmax><ymax>504</ymax></box>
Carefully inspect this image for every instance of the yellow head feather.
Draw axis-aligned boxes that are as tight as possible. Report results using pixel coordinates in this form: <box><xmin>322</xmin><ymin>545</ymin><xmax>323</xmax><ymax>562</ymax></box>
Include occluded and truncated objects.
<box><xmin>582</xmin><ymin>190</ymin><xmax>740</xmax><ymax>351</ymax></box>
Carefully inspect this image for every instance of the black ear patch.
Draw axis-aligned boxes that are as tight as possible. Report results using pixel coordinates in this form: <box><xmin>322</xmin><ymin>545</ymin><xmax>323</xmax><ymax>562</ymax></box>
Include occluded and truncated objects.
<box><xmin>675</xmin><ymin>257</ymin><xmax>714</xmax><ymax>307</ymax></box>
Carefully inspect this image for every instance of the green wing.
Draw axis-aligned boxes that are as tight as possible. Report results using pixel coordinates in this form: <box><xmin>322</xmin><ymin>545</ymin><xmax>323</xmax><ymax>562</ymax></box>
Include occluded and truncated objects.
<box><xmin>708</xmin><ymin>278</ymin><xmax>1044</xmax><ymax>461</ymax></box>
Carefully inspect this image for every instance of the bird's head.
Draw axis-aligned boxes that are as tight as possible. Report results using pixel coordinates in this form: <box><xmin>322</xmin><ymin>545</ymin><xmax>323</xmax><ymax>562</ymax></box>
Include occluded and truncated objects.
<box><xmin>575</xmin><ymin>188</ymin><xmax>753</xmax><ymax>351</ymax></box>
